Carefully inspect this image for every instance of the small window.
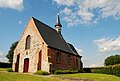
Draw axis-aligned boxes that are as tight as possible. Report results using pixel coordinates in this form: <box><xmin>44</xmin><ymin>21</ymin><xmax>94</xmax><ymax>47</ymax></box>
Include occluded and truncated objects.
<box><xmin>56</xmin><ymin>52</ymin><xmax>61</xmax><ymax>63</ymax></box>
<box><xmin>76</xmin><ymin>58</ymin><xmax>78</xmax><ymax>67</ymax></box>
<box><xmin>25</xmin><ymin>35</ymin><xmax>31</xmax><ymax>50</ymax></box>
<box><xmin>67</xmin><ymin>54</ymin><xmax>71</xmax><ymax>64</ymax></box>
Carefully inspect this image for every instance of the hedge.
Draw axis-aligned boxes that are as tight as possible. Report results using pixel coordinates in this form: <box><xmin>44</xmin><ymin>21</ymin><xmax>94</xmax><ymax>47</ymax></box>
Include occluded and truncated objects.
<box><xmin>7</xmin><ymin>68</ymin><xmax>13</xmax><ymax>72</ymax></box>
<box><xmin>0</xmin><ymin>62</ymin><xmax>12</xmax><ymax>68</ymax></box>
<box><xmin>54</xmin><ymin>70</ymin><xmax>79</xmax><ymax>74</ymax></box>
<box><xmin>34</xmin><ymin>70</ymin><xmax>49</xmax><ymax>75</ymax></box>
<box><xmin>90</xmin><ymin>64</ymin><xmax>120</xmax><ymax>77</ymax></box>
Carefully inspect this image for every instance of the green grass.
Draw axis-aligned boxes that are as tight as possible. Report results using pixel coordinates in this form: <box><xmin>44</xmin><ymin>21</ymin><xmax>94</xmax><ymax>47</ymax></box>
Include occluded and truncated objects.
<box><xmin>0</xmin><ymin>69</ymin><xmax>120</xmax><ymax>81</ymax></box>
<box><xmin>0</xmin><ymin>71</ymin><xmax>67</xmax><ymax>81</ymax></box>
<box><xmin>56</xmin><ymin>73</ymin><xmax>120</xmax><ymax>81</ymax></box>
<box><xmin>0</xmin><ymin>68</ymin><xmax>8</xmax><ymax>71</ymax></box>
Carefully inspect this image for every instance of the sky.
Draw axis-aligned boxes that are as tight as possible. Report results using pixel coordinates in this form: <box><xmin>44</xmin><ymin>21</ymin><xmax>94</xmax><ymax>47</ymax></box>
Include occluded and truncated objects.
<box><xmin>0</xmin><ymin>0</ymin><xmax>120</xmax><ymax>67</ymax></box>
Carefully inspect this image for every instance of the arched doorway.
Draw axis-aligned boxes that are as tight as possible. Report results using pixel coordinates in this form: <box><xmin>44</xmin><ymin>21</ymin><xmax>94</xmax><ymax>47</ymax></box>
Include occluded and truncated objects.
<box><xmin>37</xmin><ymin>51</ymin><xmax>42</xmax><ymax>70</ymax></box>
<box><xmin>15</xmin><ymin>54</ymin><xmax>20</xmax><ymax>72</ymax></box>
<box><xmin>23</xmin><ymin>58</ymin><xmax>29</xmax><ymax>73</ymax></box>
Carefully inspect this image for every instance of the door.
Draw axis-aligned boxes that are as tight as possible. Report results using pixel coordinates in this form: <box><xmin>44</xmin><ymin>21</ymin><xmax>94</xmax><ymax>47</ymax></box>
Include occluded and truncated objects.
<box><xmin>37</xmin><ymin>51</ymin><xmax>42</xmax><ymax>70</ymax></box>
<box><xmin>15</xmin><ymin>54</ymin><xmax>20</xmax><ymax>72</ymax></box>
<box><xmin>23</xmin><ymin>58</ymin><xmax>29</xmax><ymax>73</ymax></box>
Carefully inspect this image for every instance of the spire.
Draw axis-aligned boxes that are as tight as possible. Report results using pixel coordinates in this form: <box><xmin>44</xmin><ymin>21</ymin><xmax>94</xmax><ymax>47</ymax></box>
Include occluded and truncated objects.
<box><xmin>55</xmin><ymin>14</ymin><xmax>62</xmax><ymax>27</ymax></box>
<box><xmin>55</xmin><ymin>14</ymin><xmax>62</xmax><ymax>36</ymax></box>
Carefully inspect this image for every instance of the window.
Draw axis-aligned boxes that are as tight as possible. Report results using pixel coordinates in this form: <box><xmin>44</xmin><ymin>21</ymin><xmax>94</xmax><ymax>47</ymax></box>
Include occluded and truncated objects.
<box><xmin>56</xmin><ymin>52</ymin><xmax>61</xmax><ymax>63</ymax></box>
<box><xmin>76</xmin><ymin>58</ymin><xmax>78</xmax><ymax>67</ymax></box>
<box><xmin>25</xmin><ymin>35</ymin><xmax>31</xmax><ymax>49</ymax></box>
<box><xmin>67</xmin><ymin>54</ymin><xmax>71</xmax><ymax>64</ymax></box>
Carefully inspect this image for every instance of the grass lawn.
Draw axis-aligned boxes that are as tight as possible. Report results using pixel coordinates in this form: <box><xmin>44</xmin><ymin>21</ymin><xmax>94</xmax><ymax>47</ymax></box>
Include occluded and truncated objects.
<box><xmin>0</xmin><ymin>71</ymin><xmax>67</xmax><ymax>81</ymax></box>
<box><xmin>0</xmin><ymin>69</ymin><xmax>120</xmax><ymax>81</ymax></box>
<box><xmin>0</xmin><ymin>68</ymin><xmax>8</xmax><ymax>71</ymax></box>
<box><xmin>57</xmin><ymin>73</ymin><xmax>120</xmax><ymax>81</ymax></box>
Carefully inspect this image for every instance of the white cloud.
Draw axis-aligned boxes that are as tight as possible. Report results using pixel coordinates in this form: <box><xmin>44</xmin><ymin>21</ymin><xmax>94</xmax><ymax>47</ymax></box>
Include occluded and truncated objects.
<box><xmin>54</xmin><ymin>0</ymin><xmax>75</xmax><ymax>6</ymax></box>
<box><xmin>94</xmin><ymin>36</ymin><xmax>120</xmax><ymax>52</ymax></box>
<box><xmin>75</xmin><ymin>47</ymin><xmax>83</xmax><ymax>56</ymax></box>
<box><xmin>88</xmin><ymin>64</ymin><xmax>100</xmax><ymax>67</ymax></box>
<box><xmin>0</xmin><ymin>51</ymin><xmax>3</xmax><ymax>56</ymax></box>
<box><xmin>0</xmin><ymin>0</ymin><xmax>24</xmax><ymax>11</ymax></box>
<box><xmin>0</xmin><ymin>51</ymin><xmax>8</xmax><ymax>62</ymax></box>
<box><xmin>18</xmin><ymin>20</ymin><xmax>22</xmax><ymax>25</ymax></box>
<box><xmin>0</xmin><ymin>57</ymin><xmax>8</xmax><ymax>63</ymax></box>
<box><xmin>53</xmin><ymin>0</ymin><xmax>120</xmax><ymax>26</ymax></box>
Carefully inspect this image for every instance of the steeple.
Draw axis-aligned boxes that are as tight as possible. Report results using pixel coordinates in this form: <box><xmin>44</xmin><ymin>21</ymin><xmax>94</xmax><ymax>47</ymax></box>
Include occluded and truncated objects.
<box><xmin>55</xmin><ymin>14</ymin><xmax>62</xmax><ymax>36</ymax></box>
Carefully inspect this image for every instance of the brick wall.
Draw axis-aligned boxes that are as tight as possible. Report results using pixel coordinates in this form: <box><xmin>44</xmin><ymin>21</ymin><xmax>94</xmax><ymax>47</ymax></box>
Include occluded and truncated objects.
<box><xmin>48</xmin><ymin>48</ymin><xmax>82</xmax><ymax>72</ymax></box>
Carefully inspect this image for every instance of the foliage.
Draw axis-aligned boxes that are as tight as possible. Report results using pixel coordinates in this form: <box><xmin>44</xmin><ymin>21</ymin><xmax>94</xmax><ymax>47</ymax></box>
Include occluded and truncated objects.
<box><xmin>91</xmin><ymin>64</ymin><xmax>120</xmax><ymax>77</ymax></box>
<box><xmin>6</xmin><ymin>41</ymin><xmax>18</xmax><ymax>64</ymax></box>
<box><xmin>112</xmin><ymin>64</ymin><xmax>120</xmax><ymax>77</ymax></box>
<box><xmin>104</xmin><ymin>55</ymin><xmax>120</xmax><ymax>66</ymax></box>
<box><xmin>0</xmin><ymin>62</ymin><xmax>11</xmax><ymax>68</ymax></box>
<box><xmin>7</xmin><ymin>68</ymin><xmax>13</xmax><ymax>72</ymax></box>
<box><xmin>34</xmin><ymin>70</ymin><xmax>49</xmax><ymax>75</ymax></box>
<box><xmin>54</xmin><ymin>70</ymin><xmax>79</xmax><ymax>74</ymax></box>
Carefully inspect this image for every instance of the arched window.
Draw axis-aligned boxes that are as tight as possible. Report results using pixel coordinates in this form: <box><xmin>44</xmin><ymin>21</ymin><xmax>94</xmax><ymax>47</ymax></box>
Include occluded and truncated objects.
<box><xmin>25</xmin><ymin>35</ymin><xmax>31</xmax><ymax>49</ymax></box>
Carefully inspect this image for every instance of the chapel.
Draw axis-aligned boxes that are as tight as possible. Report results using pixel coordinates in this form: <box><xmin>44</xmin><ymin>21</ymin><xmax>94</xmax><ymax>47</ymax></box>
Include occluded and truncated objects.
<box><xmin>12</xmin><ymin>15</ymin><xmax>83</xmax><ymax>73</ymax></box>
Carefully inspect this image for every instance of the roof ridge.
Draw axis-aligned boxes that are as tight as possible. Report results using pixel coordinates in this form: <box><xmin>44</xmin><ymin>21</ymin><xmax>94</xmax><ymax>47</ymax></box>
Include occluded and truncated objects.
<box><xmin>32</xmin><ymin>17</ymin><xmax>56</xmax><ymax>32</ymax></box>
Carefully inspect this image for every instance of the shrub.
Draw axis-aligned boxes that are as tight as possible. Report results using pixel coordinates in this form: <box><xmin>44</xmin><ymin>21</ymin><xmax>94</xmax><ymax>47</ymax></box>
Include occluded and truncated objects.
<box><xmin>0</xmin><ymin>62</ymin><xmax>12</xmax><ymax>68</ymax></box>
<box><xmin>54</xmin><ymin>70</ymin><xmax>78</xmax><ymax>74</ymax></box>
<box><xmin>34</xmin><ymin>70</ymin><xmax>49</xmax><ymax>75</ymax></box>
<box><xmin>104</xmin><ymin>55</ymin><xmax>120</xmax><ymax>66</ymax></box>
<box><xmin>112</xmin><ymin>64</ymin><xmax>120</xmax><ymax>77</ymax></box>
<box><xmin>7</xmin><ymin>68</ymin><xmax>13</xmax><ymax>72</ymax></box>
<box><xmin>91</xmin><ymin>64</ymin><xmax>120</xmax><ymax>77</ymax></box>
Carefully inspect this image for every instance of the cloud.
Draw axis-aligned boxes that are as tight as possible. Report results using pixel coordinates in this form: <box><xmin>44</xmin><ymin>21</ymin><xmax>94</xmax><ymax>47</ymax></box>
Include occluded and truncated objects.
<box><xmin>75</xmin><ymin>47</ymin><xmax>83</xmax><ymax>56</ymax></box>
<box><xmin>53</xmin><ymin>0</ymin><xmax>120</xmax><ymax>26</ymax></box>
<box><xmin>0</xmin><ymin>50</ymin><xmax>8</xmax><ymax>62</ymax></box>
<box><xmin>0</xmin><ymin>0</ymin><xmax>24</xmax><ymax>11</ymax></box>
<box><xmin>0</xmin><ymin>51</ymin><xmax>3</xmax><ymax>56</ymax></box>
<box><xmin>88</xmin><ymin>64</ymin><xmax>100</xmax><ymax>67</ymax></box>
<box><xmin>18</xmin><ymin>20</ymin><xmax>22</xmax><ymax>25</ymax></box>
<box><xmin>54</xmin><ymin>0</ymin><xmax>75</xmax><ymax>6</ymax></box>
<box><xmin>94</xmin><ymin>36</ymin><xmax>120</xmax><ymax>52</ymax></box>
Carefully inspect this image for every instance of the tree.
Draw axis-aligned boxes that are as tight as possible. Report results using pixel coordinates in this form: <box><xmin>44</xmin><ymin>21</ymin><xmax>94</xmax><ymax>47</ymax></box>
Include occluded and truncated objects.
<box><xmin>6</xmin><ymin>41</ymin><xmax>18</xmax><ymax>64</ymax></box>
<box><xmin>104</xmin><ymin>55</ymin><xmax>120</xmax><ymax>66</ymax></box>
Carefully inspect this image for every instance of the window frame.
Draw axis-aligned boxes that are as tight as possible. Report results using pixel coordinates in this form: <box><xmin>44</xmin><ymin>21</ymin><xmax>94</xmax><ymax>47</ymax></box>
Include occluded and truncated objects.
<box><xmin>67</xmin><ymin>54</ymin><xmax>71</xmax><ymax>64</ymax></box>
<box><xmin>25</xmin><ymin>35</ymin><xmax>31</xmax><ymax>50</ymax></box>
<box><xmin>56</xmin><ymin>52</ymin><xmax>61</xmax><ymax>64</ymax></box>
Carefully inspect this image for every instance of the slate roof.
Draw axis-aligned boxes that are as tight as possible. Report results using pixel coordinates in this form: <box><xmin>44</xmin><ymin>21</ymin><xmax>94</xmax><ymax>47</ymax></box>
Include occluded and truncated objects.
<box><xmin>32</xmin><ymin>17</ymin><xmax>81</xmax><ymax>56</ymax></box>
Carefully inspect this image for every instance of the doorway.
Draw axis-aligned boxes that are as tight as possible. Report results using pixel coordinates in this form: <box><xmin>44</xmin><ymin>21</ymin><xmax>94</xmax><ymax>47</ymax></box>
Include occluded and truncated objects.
<box><xmin>37</xmin><ymin>51</ymin><xmax>42</xmax><ymax>70</ymax></box>
<box><xmin>15</xmin><ymin>54</ymin><xmax>20</xmax><ymax>72</ymax></box>
<box><xmin>23</xmin><ymin>58</ymin><xmax>29</xmax><ymax>73</ymax></box>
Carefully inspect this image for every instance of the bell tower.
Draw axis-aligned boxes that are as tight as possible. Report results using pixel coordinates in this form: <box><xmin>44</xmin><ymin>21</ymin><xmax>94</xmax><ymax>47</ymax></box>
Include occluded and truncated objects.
<box><xmin>55</xmin><ymin>14</ymin><xmax>62</xmax><ymax>36</ymax></box>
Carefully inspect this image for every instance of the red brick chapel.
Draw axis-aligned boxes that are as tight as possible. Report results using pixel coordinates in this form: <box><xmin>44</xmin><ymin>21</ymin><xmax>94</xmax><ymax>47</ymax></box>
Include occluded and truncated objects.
<box><xmin>12</xmin><ymin>14</ymin><xmax>83</xmax><ymax>73</ymax></box>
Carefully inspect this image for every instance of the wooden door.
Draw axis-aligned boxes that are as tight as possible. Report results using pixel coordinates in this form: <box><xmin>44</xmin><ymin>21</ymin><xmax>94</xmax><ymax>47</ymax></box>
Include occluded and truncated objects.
<box><xmin>15</xmin><ymin>54</ymin><xmax>20</xmax><ymax>72</ymax></box>
<box><xmin>37</xmin><ymin>51</ymin><xmax>42</xmax><ymax>70</ymax></box>
<box><xmin>23</xmin><ymin>58</ymin><xmax>29</xmax><ymax>73</ymax></box>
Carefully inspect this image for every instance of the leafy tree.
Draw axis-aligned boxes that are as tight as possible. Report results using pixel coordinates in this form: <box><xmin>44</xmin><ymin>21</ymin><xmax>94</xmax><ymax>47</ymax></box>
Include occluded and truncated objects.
<box><xmin>104</xmin><ymin>55</ymin><xmax>120</xmax><ymax>66</ymax></box>
<box><xmin>6</xmin><ymin>41</ymin><xmax>18</xmax><ymax>64</ymax></box>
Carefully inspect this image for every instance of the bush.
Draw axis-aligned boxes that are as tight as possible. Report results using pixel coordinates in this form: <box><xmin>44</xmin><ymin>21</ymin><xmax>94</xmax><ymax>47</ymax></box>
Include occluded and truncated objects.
<box><xmin>54</xmin><ymin>70</ymin><xmax>79</xmax><ymax>74</ymax></box>
<box><xmin>83</xmin><ymin>68</ymin><xmax>91</xmax><ymax>73</ymax></box>
<box><xmin>7</xmin><ymin>68</ymin><xmax>13</xmax><ymax>72</ymax></box>
<box><xmin>112</xmin><ymin>64</ymin><xmax>120</xmax><ymax>77</ymax></box>
<box><xmin>91</xmin><ymin>67</ymin><xmax>113</xmax><ymax>75</ymax></box>
<box><xmin>104</xmin><ymin>55</ymin><xmax>120</xmax><ymax>66</ymax></box>
<box><xmin>0</xmin><ymin>62</ymin><xmax>12</xmax><ymax>68</ymax></box>
<box><xmin>91</xmin><ymin>64</ymin><xmax>120</xmax><ymax>77</ymax></box>
<box><xmin>34</xmin><ymin>70</ymin><xmax>49</xmax><ymax>75</ymax></box>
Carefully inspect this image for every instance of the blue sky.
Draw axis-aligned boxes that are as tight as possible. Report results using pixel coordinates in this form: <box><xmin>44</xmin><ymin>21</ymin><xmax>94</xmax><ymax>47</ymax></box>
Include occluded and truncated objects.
<box><xmin>0</xmin><ymin>0</ymin><xmax>120</xmax><ymax>67</ymax></box>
